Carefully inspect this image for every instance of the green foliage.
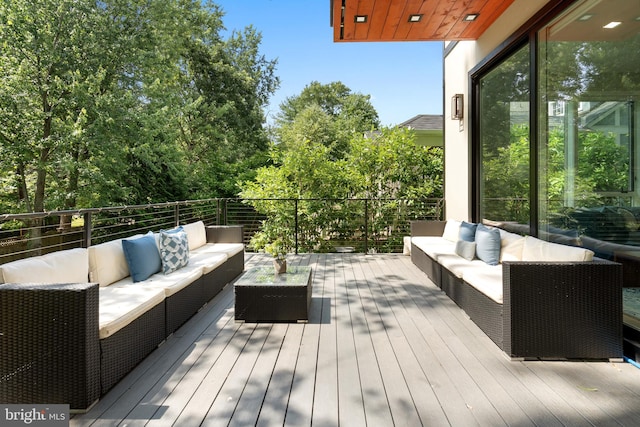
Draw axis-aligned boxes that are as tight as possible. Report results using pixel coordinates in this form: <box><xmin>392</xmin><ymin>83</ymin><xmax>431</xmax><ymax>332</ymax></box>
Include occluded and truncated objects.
<box><xmin>275</xmin><ymin>81</ymin><xmax>380</xmax><ymax>160</ymax></box>
<box><xmin>242</xmin><ymin>89</ymin><xmax>443</xmax><ymax>253</ymax></box>
<box><xmin>483</xmin><ymin>124</ymin><xmax>629</xmax><ymax>222</ymax></box>
<box><xmin>0</xmin><ymin>0</ymin><xmax>278</xmax><ymax>213</ymax></box>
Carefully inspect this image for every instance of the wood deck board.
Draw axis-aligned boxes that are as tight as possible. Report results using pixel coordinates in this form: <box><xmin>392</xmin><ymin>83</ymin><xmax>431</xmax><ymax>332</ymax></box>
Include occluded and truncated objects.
<box><xmin>343</xmin><ymin>255</ymin><xmax>396</xmax><ymax>427</ymax></box>
<box><xmin>71</xmin><ymin>253</ymin><xmax>640</xmax><ymax>427</ymax></box>
<box><xmin>335</xmin><ymin>256</ymin><xmax>367</xmax><ymax>427</ymax></box>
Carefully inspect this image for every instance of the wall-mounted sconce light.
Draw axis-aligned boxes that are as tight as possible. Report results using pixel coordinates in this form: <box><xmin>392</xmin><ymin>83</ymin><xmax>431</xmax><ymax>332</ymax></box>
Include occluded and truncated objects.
<box><xmin>354</xmin><ymin>15</ymin><xmax>368</xmax><ymax>23</ymax></box>
<box><xmin>451</xmin><ymin>94</ymin><xmax>464</xmax><ymax>120</ymax></box>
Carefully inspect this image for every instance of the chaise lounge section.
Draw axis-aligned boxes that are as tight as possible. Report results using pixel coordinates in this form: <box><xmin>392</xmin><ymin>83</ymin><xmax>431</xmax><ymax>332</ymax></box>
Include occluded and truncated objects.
<box><xmin>410</xmin><ymin>220</ymin><xmax>623</xmax><ymax>361</ymax></box>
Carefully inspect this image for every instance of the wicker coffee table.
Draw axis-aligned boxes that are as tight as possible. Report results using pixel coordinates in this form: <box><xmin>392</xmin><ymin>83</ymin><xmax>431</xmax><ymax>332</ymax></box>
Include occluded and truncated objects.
<box><xmin>234</xmin><ymin>266</ymin><xmax>312</xmax><ymax>322</ymax></box>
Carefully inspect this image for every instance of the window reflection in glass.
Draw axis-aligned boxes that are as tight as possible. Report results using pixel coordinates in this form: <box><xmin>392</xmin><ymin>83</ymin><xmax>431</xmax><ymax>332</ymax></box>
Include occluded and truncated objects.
<box><xmin>479</xmin><ymin>44</ymin><xmax>530</xmax><ymax>225</ymax></box>
<box><xmin>538</xmin><ymin>0</ymin><xmax>640</xmax><ymax>257</ymax></box>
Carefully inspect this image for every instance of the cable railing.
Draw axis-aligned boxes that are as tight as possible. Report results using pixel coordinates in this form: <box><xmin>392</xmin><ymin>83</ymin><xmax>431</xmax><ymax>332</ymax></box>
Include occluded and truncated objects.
<box><xmin>0</xmin><ymin>197</ymin><xmax>444</xmax><ymax>265</ymax></box>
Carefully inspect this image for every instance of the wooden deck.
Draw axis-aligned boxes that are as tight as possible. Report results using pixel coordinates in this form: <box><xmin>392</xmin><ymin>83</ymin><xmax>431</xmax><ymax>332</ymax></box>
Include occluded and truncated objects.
<box><xmin>72</xmin><ymin>253</ymin><xmax>640</xmax><ymax>427</ymax></box>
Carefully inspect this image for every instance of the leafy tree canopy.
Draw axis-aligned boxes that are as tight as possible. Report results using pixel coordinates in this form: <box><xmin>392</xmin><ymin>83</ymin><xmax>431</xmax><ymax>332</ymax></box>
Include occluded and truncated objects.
<box><xmin>274</xmin><ymin>81</ymin><xmax>380</xmax><ymax>160</ymax></box>
<box><xmin>0</xmin><ymin>0</ymin><xmax>278</xmax><ymax>213</ymax></box>
<box><xmin>241</xmin><ymin>84</ymin><xmax>443</xmax><ymax>253</ymax></box>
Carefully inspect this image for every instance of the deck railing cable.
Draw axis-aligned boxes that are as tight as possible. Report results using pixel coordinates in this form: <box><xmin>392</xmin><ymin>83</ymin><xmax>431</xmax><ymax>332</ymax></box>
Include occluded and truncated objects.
<box><xmin>0</xmin><ymin>197</ymin><xmax>444</xmax><ymax>264</ymax></box>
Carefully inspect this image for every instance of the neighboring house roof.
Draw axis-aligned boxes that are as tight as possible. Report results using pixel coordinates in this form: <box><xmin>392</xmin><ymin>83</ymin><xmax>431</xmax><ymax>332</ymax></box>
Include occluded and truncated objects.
<box><xmin>398</xmin><ymin>114</ymin><xmax>443</xmax><ymax>131</ymax></box>
<box><xmin>398</xmin><ymin>114</ymin><xmax>443</xmax><ymax>147</ymax></box>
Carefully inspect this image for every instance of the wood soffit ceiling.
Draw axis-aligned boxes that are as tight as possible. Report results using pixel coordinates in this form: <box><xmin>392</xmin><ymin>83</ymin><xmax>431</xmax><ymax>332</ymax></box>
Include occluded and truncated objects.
<box><xmin>331</xmin><ymin>0</ymin><xmax>516</xmax><ymax>42</ymax></box>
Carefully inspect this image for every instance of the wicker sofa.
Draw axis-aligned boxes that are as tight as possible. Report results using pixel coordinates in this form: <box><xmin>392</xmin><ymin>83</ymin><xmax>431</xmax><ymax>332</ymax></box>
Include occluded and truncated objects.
<box><xmin>410</xmin><ymin>220</ymin><xmax>623</xmax><ymax>361</ymax></box>
<box><xmin>0</xmin><ymin>221</ymin><xmax>244</xmax><ymax>411</ymax></box>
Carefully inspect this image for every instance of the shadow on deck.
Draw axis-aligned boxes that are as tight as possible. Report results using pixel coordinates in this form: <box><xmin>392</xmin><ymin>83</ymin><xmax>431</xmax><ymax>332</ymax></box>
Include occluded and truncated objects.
<box><xmin>71</xmin><ymin>253</ymin><xmax>640</xmax><ymax>427</ymax></box>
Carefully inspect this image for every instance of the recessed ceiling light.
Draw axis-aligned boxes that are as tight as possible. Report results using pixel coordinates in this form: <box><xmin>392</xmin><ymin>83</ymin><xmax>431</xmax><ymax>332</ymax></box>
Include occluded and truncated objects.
<box><xmin>463</xmin><ymin>14</ymin><xmax>479</xmax><ymax>22</ymax></box>
<box><xmin>578</xmin><ymin>14</ymin><xmax>593</xmax><ymax>21</ymax></box>
<box><xmin>603</xmin><ymin>21</ymin><xmax>622</xmax><ymax>29</ymax></box>
<box><xmin>408</xmin><ymin>14</ymin><xmax>423</xmax><ymax>23</ymax></box>
<box><xmin>354</xmin><ymin>15</ymin><xmax>367</xmax><ymax>23</ymax></box>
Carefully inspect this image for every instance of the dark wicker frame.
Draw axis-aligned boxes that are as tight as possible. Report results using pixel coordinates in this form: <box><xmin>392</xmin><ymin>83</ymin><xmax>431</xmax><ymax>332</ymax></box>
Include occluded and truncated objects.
<box><xmin>410</xmin><ymin>221</ymin><xmax>623</xmax><ymax>360</ymax></box>
<box><xmin>503</xmin><ymin>261</ymin><xmax>622</xmax><ymax>359</ymax></box>
<box><xmin>235</xmin><ymin>271</ymin><xmax>312</xmax><ymax>323</ymax></box>
<box><xmin>203</xmin><ymin>225</ymin><xmax>245</xmax><ymax>302</ymax></box>
<box><xmin>165</xmin><ymin>277</ymin><xmax>204</xmax><ymax>334</ymax></box>
<box><xmin>0</xmin><ymin>283</ymin><xmax>100</xmax><ymax>411</ymax></box>
<box><xmin>100</xmin><ymin>301</ymin><xmax>166</xmax><ymax>394</ymax></box>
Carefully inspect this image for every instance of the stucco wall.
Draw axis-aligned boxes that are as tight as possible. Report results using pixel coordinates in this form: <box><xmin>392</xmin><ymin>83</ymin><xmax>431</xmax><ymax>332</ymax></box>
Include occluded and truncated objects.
<box><xmin>443</xmin><ymin>0</ymin><xmax>551</xmax><ymax>221</ymax></box>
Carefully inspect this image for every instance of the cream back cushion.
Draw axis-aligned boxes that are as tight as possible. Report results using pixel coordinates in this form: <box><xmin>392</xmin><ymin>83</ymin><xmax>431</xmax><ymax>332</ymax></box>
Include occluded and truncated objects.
<box><xmin>1</xmin><ymin>248</ymin><xmax>89</xmax><ymax>284</ymax></box>
<box><xmin>182</xmin><ymin>221</ymin><xmax>207</xmax><ymax>251</ymax></box>
<box><xmin>88</xmin><ymin>238</ymin><xmax>133</xmax><ymax>287</ymax></box>
<box><xmin>442</xmin><ymin>220</ymin><xmax>461</xmax><ymax>242</ymax></box>
<box><xmin>499</xmin><ymin>229</ymin><xmax>525</xmax><ymax>262</ymax></box>
<box><xmin>521</xmin><ymin>236</ymin><xmax>594</xmax><ymax>262</ymax></box>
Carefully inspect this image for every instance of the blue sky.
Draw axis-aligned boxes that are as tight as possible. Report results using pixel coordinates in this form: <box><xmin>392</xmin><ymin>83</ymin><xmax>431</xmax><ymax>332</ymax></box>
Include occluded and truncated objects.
<box><xmin>215</xmin><ymin>0</ymin><xmax>443</xmax><ymax>127</ymax></box>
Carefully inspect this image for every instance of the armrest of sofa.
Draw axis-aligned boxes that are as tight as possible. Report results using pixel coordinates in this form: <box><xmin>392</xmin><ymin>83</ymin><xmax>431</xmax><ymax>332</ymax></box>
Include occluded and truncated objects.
<box><xmin>410</xmin><ymin>220</ymin><xmax>446</xmax><ymax>237</ymax></box>
<box><xmin>205</xmin><ymin>225</ymin><xmax>244</xmax><ymax>244</ymax></box>
<box><xmin>502</xmin><ymin>261</ymin><xmax>622</xmax><ymax>360</ymax></box>
<box><xmin>0</xmin><ymin>282</ymin><xmax>101</xmax><ymax>410</ymax></box>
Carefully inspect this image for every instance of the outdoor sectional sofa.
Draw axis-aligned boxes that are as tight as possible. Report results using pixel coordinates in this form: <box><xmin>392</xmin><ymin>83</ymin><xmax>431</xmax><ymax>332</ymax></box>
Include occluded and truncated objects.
<box><xmin>410</xmin><ymin>220</ymin><xmax>623</xmax><ymax>361</ymax></box>
<box><xmin>0</xmin><ymin>221</ymin><xmax>244</xmax><ymax>411</ymax></box>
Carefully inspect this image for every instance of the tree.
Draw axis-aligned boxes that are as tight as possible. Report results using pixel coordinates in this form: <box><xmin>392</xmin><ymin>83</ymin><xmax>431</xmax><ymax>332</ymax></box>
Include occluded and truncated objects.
<box><xmin>180</xmin><ymin>25</ymin><xmax>279</xmax><ymax>198</ymax></box>
<box><xmin>241</xmin><ymin>93</ymin><xmax>443</xmax><ymax>253</ymax></box>
<box><xmin>0</xmin><ymin>0</ymin><xmax>279</xmax><ymax>214</ymax></box>
<box><xmin>275</xmin><ymin>81</ymin><xmax>380</xmax><ymax>159</ymax></box>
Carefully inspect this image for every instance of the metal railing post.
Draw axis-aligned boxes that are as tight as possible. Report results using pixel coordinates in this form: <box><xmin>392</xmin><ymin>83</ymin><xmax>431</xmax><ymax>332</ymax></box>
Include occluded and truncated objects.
<box><xmin>83</xmin><ymin>212</ymin><xmax>92</xmax><ymax>248</ymax></box>
<box><xmin>364</xmin><ymin>198</ymin><xmax>369</xmax><ymax>254</ymax></box>
<box><xmin>294</xmin><ymin>198</ymin><xmax>299</xmax><ymax>254</ymax></box>
<box><xmin>174</xmin><ymin>204</ymin><xmax>179</xmax><ymax>227</ymax></box>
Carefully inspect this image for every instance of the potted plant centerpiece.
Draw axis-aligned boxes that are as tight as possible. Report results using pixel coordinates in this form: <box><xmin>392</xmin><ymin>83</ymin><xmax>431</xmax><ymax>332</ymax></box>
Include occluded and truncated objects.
<box><xmin>250</xmin><ymin>223</ymin><xmax>294</xmax><ymax>274</ymax></box>
<box><xmin>265</xmin><ymin>237</ymin><xmax>288</xmax><ymax>274</ymax></box>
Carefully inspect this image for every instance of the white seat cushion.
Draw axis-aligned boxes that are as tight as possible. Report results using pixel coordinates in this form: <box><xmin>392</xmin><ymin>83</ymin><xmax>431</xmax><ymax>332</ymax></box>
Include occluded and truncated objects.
<box><xmin>189</xmin><ymin>252</ymin><xmax>228</xmax><ymax>275</ymax></box>
<box><xmin>190</xmin><ymin>242</ymin><xmax>244</xmax><ymax>258</ymax></box>
<box><xmin>0</xmin><ymin>248</ymin><xmax>89</xmax><ymax>284</ymax></box>
<box><xmin>144</xmin><ymin>267</ymin><xmax>203</xmax><ymax>297</ymax></box>
<box><xmin>98</xmin><ymin>285</ymin><xmax>165</xmax><ymax>339</ymax></box>
<box><xmin>438</xmin><ymin>254</ymin><xmax>489</xmax><ymax>279</ymax></box>
<box><xmin>462</xmin><ymin>265</ymin><xmax>504</xmax><ymax>304</ymax></box>
<box><xmin>411</xmin><ymin>236</ymin><xmax>456</xmax><ymax>260</ymax></box>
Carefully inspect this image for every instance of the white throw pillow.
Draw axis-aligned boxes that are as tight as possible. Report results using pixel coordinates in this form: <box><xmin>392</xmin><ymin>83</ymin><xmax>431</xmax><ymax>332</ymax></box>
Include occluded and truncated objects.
<box><xmin>521</xmin><ymin>236</ymin><xmax>594</xmax><ymax>262</ymax></box>
<box><xmin>442</xmin><ymin>220</ymin><xmax>462</xmax><ymax>242</ymax></box>
<box><xmin>1</xmin><ymin>248</ymin><xmax>89</xmax><ymax>284</ymax></box>
<box><xmin>182</xmin><ymin>221</ymin><xmax>207</xmax><ymax>251</ymax></box>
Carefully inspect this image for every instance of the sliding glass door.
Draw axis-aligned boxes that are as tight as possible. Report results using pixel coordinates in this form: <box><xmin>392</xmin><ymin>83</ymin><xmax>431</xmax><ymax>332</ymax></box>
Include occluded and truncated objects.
<box><xmin>538</xmin><ymin>0</ymin><xmax>640</xmax><ymax>254</ymax></box>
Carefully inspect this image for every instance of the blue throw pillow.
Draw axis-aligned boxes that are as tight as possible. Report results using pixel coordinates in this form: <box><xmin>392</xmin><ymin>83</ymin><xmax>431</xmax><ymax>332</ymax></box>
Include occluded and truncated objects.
<box><xmin>459</xmin><ymin>221</ymin><xmax>477</xmax><ymax>242</ymax></box>
<box><xmin>475</xmin><ymin>224</ymin><xmax>501</xmax><ymax>265</ymax></box>
<box><xmin>162</xmin><ymin>225</ymin><xmax>184</xmax><ymax>234</ymax></box>
<box><xmin>122</xmin><ymin>232</ymin><xmax>162</xmax><ymax>282</ymax></box>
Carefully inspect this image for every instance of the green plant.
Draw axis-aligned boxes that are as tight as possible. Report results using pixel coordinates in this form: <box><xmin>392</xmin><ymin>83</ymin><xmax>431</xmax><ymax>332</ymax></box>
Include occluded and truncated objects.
<box><xmin>264</xmin><ymin>237</ymin><xmax>289</xmax><ymax>260</ymax></box>
<box><xmin>250</xmin><ymin>221</ymin><xmax>294</xmax><ymax>260</ymax></box>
